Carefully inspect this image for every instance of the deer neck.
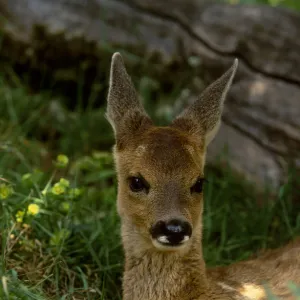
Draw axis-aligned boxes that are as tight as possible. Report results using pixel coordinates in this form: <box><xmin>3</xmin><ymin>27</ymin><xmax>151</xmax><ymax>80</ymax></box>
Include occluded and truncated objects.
<box><xmin>121</xmin><ymin>221</ymin><xmax>210</xmax><ymax>300</ymax></box>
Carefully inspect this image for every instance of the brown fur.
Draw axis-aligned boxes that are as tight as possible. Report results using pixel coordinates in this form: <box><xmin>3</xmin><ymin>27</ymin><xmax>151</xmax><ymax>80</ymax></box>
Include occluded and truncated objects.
<box><xmin>106</xmin><ymin>53</ymin><xmax>300</xmax><ymax>300</ymax></box>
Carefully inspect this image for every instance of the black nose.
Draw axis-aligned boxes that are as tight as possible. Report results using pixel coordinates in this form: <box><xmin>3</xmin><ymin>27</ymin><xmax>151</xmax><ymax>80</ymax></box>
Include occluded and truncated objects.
<box><xmin>150</xmin><ymin>219</ymin><xmax>192</xmax><ymax>246</ymax></box>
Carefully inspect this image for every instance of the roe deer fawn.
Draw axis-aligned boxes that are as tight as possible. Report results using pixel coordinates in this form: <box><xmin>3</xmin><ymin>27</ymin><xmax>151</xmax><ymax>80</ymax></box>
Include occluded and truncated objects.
<box><xmin>106</xmin><ymin>52</ymin><xmax>300</xmax><ymax>300</ymax></box>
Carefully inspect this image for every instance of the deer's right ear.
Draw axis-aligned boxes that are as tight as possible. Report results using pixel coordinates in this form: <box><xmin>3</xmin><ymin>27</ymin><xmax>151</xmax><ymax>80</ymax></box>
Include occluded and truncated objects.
<box><xmin>172</xmin><ymin>59</ymin><xmax>238</xmax><ymax>146</ymax></box>
<box><xmin>106</xmin><ymin>53</ymin><xmax>152</xmax><ymax>144</ymax></box>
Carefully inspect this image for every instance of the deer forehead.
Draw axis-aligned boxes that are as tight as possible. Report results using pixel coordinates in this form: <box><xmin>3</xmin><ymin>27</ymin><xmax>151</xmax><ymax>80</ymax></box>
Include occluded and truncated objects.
<box><xmin>135</xmin><ymin>144</ymin><xmax>195</xmax><ymax>158</ymax></box>
<box><xmin>117</xmin><ymin>127</ymin><xmax>205</xmax><ymax>179</ymax></box>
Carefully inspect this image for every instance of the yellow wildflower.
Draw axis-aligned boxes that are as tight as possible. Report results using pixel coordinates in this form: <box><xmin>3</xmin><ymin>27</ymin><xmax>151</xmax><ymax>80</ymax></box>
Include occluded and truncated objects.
<box><xmin>51</xmin><ymin>183</ymin><xmax>66</xmax><ymax>195</ymax></box>
<box><xmin>69</xmin><ymin>188</ymin><xmax>82</xmax><ymax>199</ymax></box>
<box><xmin>59</xmin><ymin>178</ymin><xmax>70</xmax><ymax>188</ymax></box>
<box><xmin>27</xmin><ymin>203</ymin><xmax>40</xmax><ymax>216</ymax></box>
<box><xmin>56</xmin><ymin>154</ymin><xmax>69</xmax><ymax>168</ymax></box>
<box><xmin>60</xmin><ymin>201</ymin><xmax>70</xmax><ymax>212</ymax></box>
<box><xmin>0</xmin><ymin>183</ymin><xmax>13</xmax><ymax>200</ymax></box>
<box><xmin>16</xmin><ymin>210</ymin><xmax>25</xmax><ymax>223</ymax></box>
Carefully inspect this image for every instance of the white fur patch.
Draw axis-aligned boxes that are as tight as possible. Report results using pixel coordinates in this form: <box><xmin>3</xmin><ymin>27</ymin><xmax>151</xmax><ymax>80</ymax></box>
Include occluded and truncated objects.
<box><xmin>182</xmin><ymin>235</ymin><xmax>190</xmax><ymax>243</ymax></box>
<box><xmin>153</xmin><ymin>235</ymin><xmax>191</xmax><ymax>251</ymax></box>
<box><xmin>217</xmin><ymin>282</ymin><xmax>236</xmax><ymax>292</ymax></box>
<box><xmin>157</xmin><ymin>236</ymin><xmax>170</xmax><ymax>244</ymax></box>
<box><xmin>157</xmin><ymin>235</ymin><xmax>190</xmax><ymax>245</ymax></box>
<box><xmin>135</xmin><ymin>145</ymin><xmax>147</xmax><ymax>157</ymax></box>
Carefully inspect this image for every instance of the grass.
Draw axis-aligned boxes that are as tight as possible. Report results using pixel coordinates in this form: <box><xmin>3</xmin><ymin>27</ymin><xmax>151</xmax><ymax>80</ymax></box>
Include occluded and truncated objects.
<box><xmin>223</xmin><ymin>0</ymin><xmax>300</xmax><ymax>11</ymax></box>
<box><xmin>0</xmin><ymin>58</ymin><xmax>300</xmax><ymax>299</ymax></box>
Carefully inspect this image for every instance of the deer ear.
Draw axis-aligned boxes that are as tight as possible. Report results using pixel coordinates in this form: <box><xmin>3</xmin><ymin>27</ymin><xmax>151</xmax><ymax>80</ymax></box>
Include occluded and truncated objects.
<box><xmin>172</xmin><ymin>59</ymin><xmax>238</xmax><ymax>145</ymax></box>
<box><xmin>106</xmin><ymin>52</ymin><xmax>152</xmax><ymax>143</ymax></box>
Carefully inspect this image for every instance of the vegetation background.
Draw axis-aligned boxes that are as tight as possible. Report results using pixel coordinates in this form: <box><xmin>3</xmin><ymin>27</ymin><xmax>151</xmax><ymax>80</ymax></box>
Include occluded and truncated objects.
<box><xmin>0</xmin><ymin>0</ymin><xmax>300</xmax><ymax>299</ymax></box>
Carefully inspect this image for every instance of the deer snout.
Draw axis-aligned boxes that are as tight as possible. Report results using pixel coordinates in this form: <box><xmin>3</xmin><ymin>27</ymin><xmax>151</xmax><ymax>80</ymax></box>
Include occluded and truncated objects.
<box><xmin>150</xmin><ymin>219</ymin><xmax>192</xmax><ymax>248</ymax></box>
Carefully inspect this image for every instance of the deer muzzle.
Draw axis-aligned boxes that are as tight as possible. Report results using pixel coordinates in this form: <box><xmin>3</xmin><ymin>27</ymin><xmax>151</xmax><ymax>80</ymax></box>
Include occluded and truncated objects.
<box><xmin>150</xmin><ymin>218</ymin><xmax>192</xmax><ymax>249</ymax></box>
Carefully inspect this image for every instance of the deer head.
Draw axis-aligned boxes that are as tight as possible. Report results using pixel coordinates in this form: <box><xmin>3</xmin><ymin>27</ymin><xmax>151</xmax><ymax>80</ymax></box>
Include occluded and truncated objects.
<box><xmin>107</xmin><ymin>53</ymin><xmax>238</xmax><ymax>252</ymax></box>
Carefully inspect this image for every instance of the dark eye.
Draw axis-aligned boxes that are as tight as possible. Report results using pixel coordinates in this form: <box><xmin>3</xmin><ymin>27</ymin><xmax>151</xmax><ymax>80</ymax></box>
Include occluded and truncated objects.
<box><xmin>129</xmin><ymin>177</ymin><xmax>148</xmax><ymax>192</ymax></box>
<box><xmin>191</xmin><ymin>178</ymin><xmax>206</xmax><ymax>194</ymax></box>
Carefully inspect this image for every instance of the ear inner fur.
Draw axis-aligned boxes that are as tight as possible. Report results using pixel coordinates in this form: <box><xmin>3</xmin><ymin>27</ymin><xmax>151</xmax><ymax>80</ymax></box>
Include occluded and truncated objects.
<box><xmin>106</xmin><ymin>52</ymin><xmax>153</xmax><ymax>143</ymax></box>
<box><xmin>172</xmin><ymin>59</ymin><xmax>238</xmax><ymax>145</ymax></box>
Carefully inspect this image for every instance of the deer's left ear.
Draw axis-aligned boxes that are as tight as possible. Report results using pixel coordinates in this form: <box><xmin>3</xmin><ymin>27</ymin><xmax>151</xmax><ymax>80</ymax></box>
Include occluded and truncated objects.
<box><xmin>106</xmin><ymin>53</ymin><xmax>153</xmax><ymax>144</ymax></box>
<box><xmin>171</xmin><ymin>59</ymin><xmax>238</xmax><ymax>145</ymax></box>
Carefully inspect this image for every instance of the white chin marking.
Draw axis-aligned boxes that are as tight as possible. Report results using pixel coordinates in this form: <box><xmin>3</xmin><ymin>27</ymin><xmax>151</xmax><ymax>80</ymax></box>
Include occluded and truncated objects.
<box><xmin>153</xmin><ymin>235</ymin><xmax>190</xmax><ymax>251</ymax></box>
